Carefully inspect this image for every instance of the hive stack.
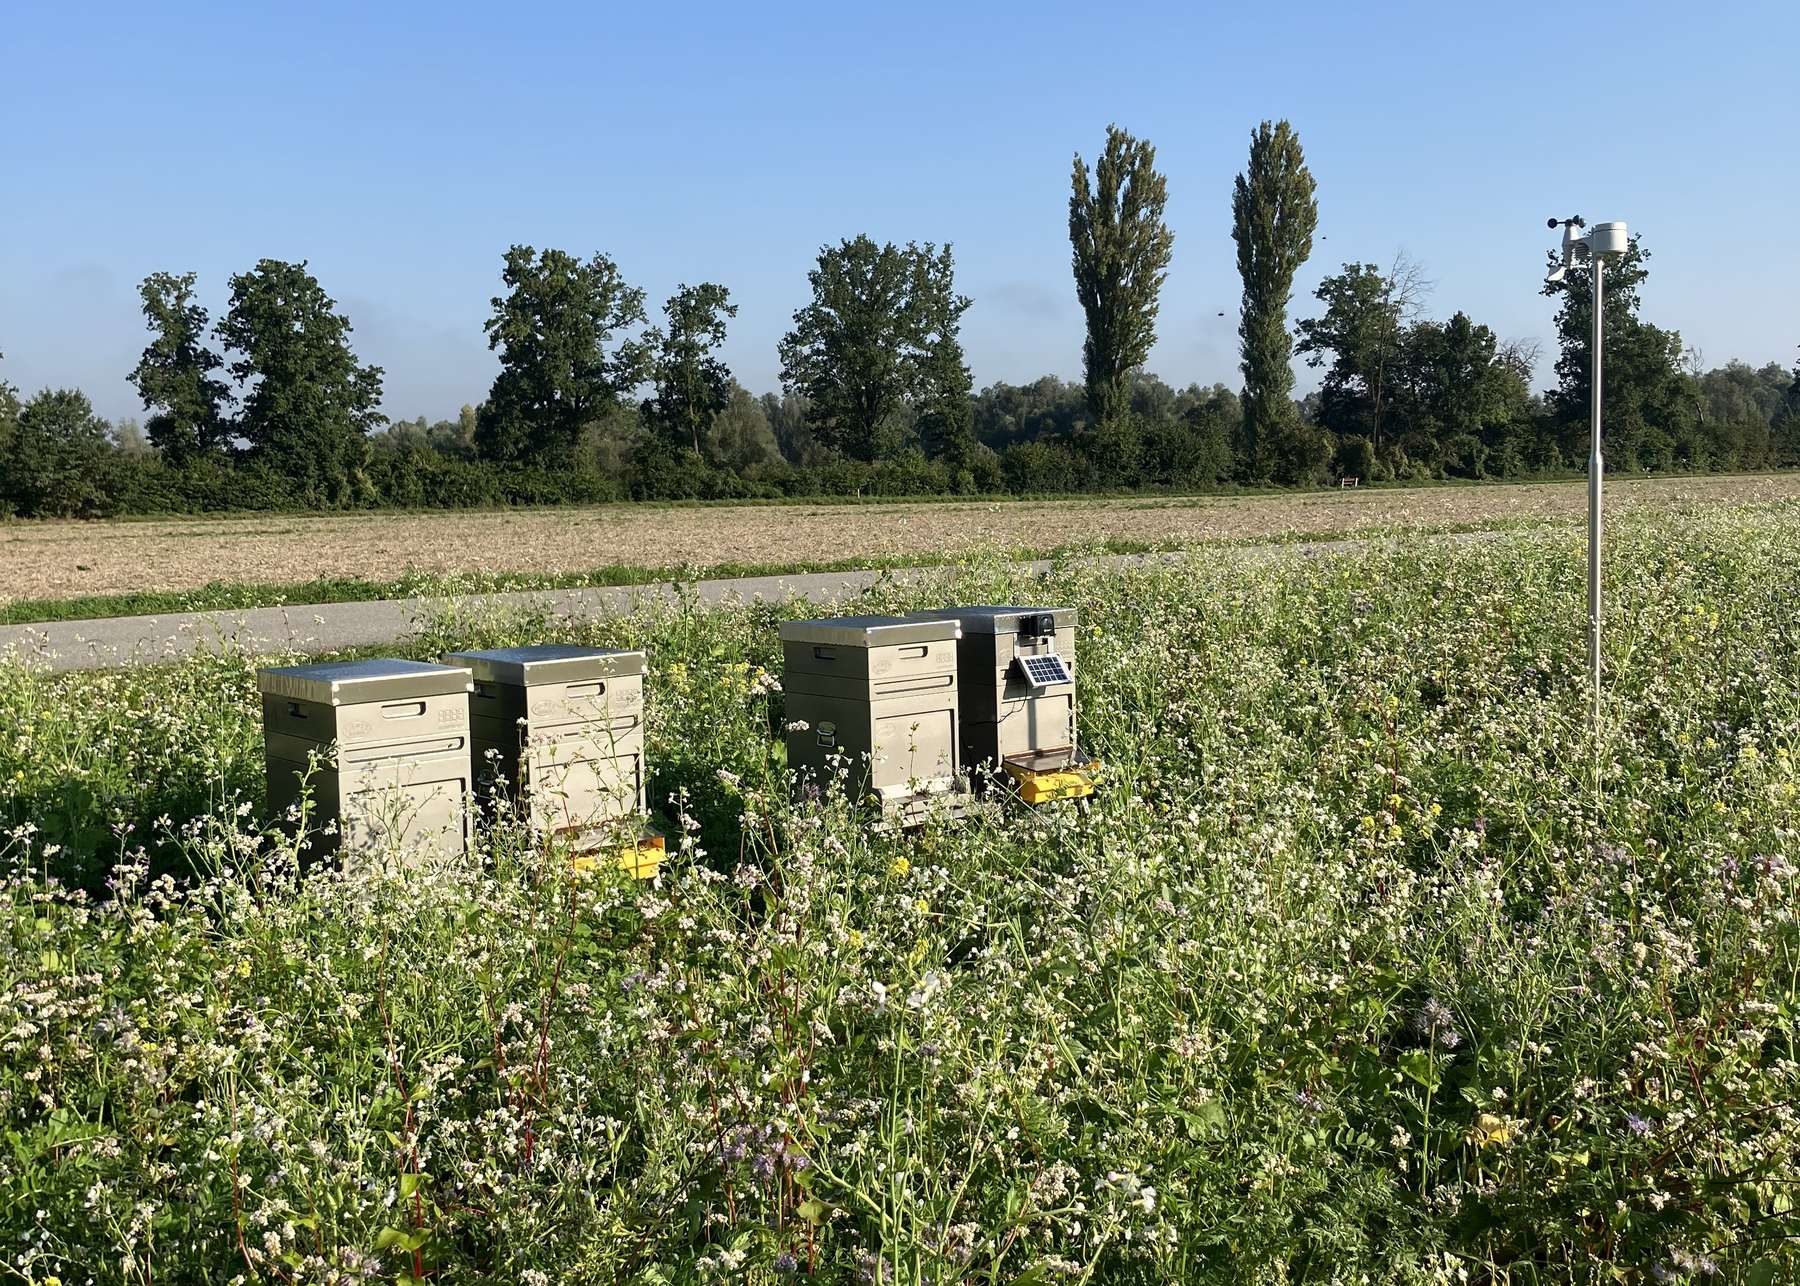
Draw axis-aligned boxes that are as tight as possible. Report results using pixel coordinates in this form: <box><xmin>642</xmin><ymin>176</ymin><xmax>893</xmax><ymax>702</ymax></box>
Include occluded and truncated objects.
<box><xmin>443</xmin><ymin>645</ymin><xmax>649</xmax><ymax>846</ymax></box>
<box><xmin>259</xmin><ymin>659</ymin><xmax>475</xmax><ymax>863</ymax></box>
<box><xmin>780</xmin><ymin>614</ymin><xmax>968</xmax><ymax>822</ymax></box>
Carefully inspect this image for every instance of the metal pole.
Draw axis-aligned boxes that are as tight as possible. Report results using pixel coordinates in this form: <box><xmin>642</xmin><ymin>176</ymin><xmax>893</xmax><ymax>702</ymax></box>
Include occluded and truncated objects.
<box><xmin>1588</xmin><ymin>256</ymin><xmax>1604</xmax><ymax>738</ymax></box>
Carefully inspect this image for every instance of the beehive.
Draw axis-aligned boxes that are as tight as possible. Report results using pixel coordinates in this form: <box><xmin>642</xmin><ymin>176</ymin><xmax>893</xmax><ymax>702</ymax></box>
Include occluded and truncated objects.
<box><xmin>907</xmin><ymin>606</ymin><xmax>1088</xmax><ymax>786</ymax></box>
<box><xmin>442</xmin><ymin>645</ymin><xmax>648</xmax><ymax>838</ymax></box>
<box><xmin>780</xmin><ymin>614</ymin><xmax>966</xmax><ymax>818</ymax></box>
<box><xmin>259</xmin><ymin>659</ymin><xmax>474</xmax><ymax>862</ymax></box>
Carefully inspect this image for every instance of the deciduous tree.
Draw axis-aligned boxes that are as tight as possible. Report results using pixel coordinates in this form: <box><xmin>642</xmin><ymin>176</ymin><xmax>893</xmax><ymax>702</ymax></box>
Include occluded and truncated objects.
<box><xmin>1295</xmin><ymin>255</ymin><xmax>1429</xmax><ymax>453</ymax></box>
<box><xmin>216</xmin><ymin>260</ymin><xmax>384</xmax><ymax>506</ymax></box>
<box><xmin>1068</xmin><ymin>125</ymin><xmax>1174</xmax><ymax>429</ymax></box>
<box><xmin>1541</xmin><ymin>238</ymin><xmax>1698</xmax><ymax>471</ymax></box>
<box><xmin>128</xmin><ymin>271</ymin><xmax>233</xmax><ymax>465</ymax></box>
<box><xmin>7</xmin><ymin>389</ymin><xmax>119</xmax><ymax>517</ymax></box>
<box><xmin>778</xmin><ymin>236</ymin><xmax>971</xmax><ymax>462</ymax></box>
<box><xmin>477</xmin><ymin>246</ymin><xmax>649</xmax><ymax>465</ymax></box>
<box><xmin>643</xmin><ymin>283</ymin><xmax>737</xmax><ymax>456</ymax></box>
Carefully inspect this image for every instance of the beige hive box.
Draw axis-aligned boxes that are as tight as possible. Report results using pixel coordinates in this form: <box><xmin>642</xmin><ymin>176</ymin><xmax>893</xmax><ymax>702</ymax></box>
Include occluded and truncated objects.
<box><xmin>259</xmin><ymin>659</ymin><xmax>475</xmax><ymax>861</ymax></box>
<box><xmin>781</xmin><ymin>614</ymin><xmax>968</xmax><ymax>819</ymax></box>
<box><xmin>908</xmin><ymin>606</ymin><xmax>1087</xmax><ymax>781</ymax></box>
<box><xmin>443</xmin><ymin>645</ymin><xmax>648</xmax><ymax>838</ymax></box>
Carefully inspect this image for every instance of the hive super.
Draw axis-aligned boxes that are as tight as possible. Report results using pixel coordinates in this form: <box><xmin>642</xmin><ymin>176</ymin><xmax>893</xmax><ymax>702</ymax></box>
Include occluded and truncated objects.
<box><xmin>256</xmin><ymin>604</ymin><xmax>1097</xmax><ymax>873</ymax></box>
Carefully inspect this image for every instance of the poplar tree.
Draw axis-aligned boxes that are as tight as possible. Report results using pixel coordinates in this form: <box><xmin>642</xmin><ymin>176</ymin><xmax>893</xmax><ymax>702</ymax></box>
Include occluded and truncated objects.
<box><xmin>1068</xmin><ymin>125</ymin><xmax>1174</xmax><ymax>428</ymax></box>
<box><xmin>1232</xmin><ymin>120</ymin><xmax>1318</xmax><ymax>481</ymax></box>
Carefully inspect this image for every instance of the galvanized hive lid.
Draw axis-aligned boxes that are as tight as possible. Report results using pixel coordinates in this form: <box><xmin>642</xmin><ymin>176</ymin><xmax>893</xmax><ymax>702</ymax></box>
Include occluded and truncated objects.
<box><xmin>443</xmin><ymin>645</ymin><xmax>648</xmax><ymax>687</ymax></box>
<box><xmin>911</xmin><ymin>605</ymin><xmax>1077</xmax><ymax>634</ymax></box>
<box><xmin>257</xmin><ymin>658</ymin><xmax>473</xmax><ymax>706</ymax></box>
<box><xmin>779</xmin><ymin>614</ymin><xmax>961</xmax><ymax>648</ymax></box>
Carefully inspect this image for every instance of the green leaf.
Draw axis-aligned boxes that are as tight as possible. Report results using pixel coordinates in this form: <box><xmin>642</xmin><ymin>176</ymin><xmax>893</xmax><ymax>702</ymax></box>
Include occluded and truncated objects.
<box><xmin>1746</xmin><ymin>1262</ymin><xmax>1778</xmax><ymax>1286</ymax></box>
<box><xmin>1397</xmin><ymin>1050</ymin><xmax>1442</xmax><ymax>1092</ymax></box>
<box><xmin>797</xmin><ymin>1198</ymin><xmax>830</xmax><ymax>1226</ymax></box>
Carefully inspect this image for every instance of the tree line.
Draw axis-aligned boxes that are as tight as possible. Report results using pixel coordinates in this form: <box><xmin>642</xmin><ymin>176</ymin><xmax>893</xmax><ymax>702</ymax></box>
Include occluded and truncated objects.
<box><xmin>3</xmin><ymin>120</ymin><xmax>1797</xmax><ymax>518</ymax></box>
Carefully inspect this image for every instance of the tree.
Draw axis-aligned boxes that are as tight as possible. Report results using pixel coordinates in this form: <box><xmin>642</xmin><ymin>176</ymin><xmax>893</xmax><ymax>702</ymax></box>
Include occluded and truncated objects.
<box><xmin>706</xmin><ymin>384</ymin><xmax>782</xmax><ymax>473</ymax></box>
<box><xmin>1773</xmin><ymin>351</ymin><xmax>1800</xmax><ymax>466</ymax></box>
<box><xmin>911</xmin><ymin>254</ymin><xmax>977</xmax><ymax>476</ymax></box>
<box><xmin>761</xmin><ymin>391</ymin><xmax>817</xmax><ymax>464</ymax></box>
<box><xmin>128</xmin><ymin>271</ymin><xmax>233</xmax><ymax>464</ymax></box>
<box><xmin>1068</xmin><ymin>125</ymin><xmax>1174</xmax><ymax>428</ymax></box>
<box><xmin>476</xmin><ymin>246</ymin><xmax>649</xmax><ymax>466</ymax></box>
<box><xmin>643</xmin><ymin>283</ymin><xmax>737</xmax><ymax>456</ymax></box>
<box><xmin>6</xmin><ymin>389</ymin><xmax>119</xmax><ymax>517</ymax></box>
<box><xmin>971</xmin><ymin>377</ymin><xmax>1086</xmax><ymax>451</ymax></box>
<box><xmin>1541</xmin><ymin>237</ymin><xmax>1698</xmax><ymax>472</ymax></box>
<box><xmin>113</xmin><ymin>417</ymin><xmax>152</xmax><ymax>456</ymax></box>
<box><xmin>778</xmin><ymin>236</ymin><xmax>971</xmax><ymax>462</ymax></box>
<box><xmin>216</xmin><ymin>260</ymin><xmax>385</xmax><ymax>505</ymax></box>
<box><xmin>1295</xmin><ymin>255</ymin><xmax>1429</xmax><ymax>453</ymax></box>
<box><xmin>1392</xmin><ymin>312</ymin><xmax>1533</xmax><ymax>476</ymax></box>
<box><xmin>1232</xmin><ymin>120</ymin><xmax>1318</xmax><ymax>482</ymax></box>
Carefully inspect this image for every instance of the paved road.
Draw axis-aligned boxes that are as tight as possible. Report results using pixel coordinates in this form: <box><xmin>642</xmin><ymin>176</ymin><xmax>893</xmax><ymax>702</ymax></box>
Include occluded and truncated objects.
<box><xmin>0</xmin><ymin>535</ymin><xmax>1448</xmax><ymax>672</ymax></box>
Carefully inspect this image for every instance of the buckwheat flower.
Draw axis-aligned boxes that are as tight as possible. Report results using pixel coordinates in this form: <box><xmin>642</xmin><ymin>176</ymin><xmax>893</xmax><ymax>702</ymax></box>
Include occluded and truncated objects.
<box><xmin>785</xmin><ymin>719</ymin><xmax>810</xmax><ymax>733</ymax></box>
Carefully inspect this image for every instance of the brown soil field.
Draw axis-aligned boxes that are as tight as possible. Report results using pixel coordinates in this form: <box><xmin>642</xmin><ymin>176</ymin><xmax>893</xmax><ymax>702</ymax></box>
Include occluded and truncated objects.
<box><xmin>5</xmin><ymin>474</ymin><xmax>1799</xmax><ymax>603</ymax></box>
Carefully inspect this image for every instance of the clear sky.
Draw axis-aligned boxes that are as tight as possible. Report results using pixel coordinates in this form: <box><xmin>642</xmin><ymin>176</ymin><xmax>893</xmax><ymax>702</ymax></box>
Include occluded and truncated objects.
<box><xmin>3</xmin><ymin>0</ymin><xmax>1795</xmax><ymax>424</ymax></box>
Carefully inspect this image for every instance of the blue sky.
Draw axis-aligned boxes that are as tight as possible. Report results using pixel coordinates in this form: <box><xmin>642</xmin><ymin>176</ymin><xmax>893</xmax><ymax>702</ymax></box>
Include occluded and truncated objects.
<box><xmin>3</xmin><ymin>0</ymin><xmax>1795</xmax><ymax>424</ymax></box>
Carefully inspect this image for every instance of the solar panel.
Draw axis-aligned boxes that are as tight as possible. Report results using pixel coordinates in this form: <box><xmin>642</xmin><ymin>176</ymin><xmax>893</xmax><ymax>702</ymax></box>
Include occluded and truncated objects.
<box><xmin>1015</xmin><ymin>653</ymin><xmax>1072</xmax><ymax>689</ymax></box>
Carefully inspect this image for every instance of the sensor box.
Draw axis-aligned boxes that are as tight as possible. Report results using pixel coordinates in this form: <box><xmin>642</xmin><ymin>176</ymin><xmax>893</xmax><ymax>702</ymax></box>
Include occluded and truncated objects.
<box><xmin>907</xmin><ymin>605</ymin><xmax>1082</xmax><ymax>777</ymax></box>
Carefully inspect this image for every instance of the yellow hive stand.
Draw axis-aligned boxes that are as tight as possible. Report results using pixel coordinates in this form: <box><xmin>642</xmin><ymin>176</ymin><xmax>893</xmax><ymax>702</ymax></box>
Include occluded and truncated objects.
<box><xmin>1001</xmin><ymin>750</ymin><xmax>1098</xmax><ymax>804</ymax></box>
<box><xmin>569</xmin><ymin>827</ymin><xmax>666</xmax><ymax>880</ymax></box>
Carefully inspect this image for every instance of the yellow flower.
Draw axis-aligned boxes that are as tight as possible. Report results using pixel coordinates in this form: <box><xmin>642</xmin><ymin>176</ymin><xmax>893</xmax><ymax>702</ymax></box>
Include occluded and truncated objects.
<box><xmin>1470</xmin><ymin>1113</ymin><xmax>1515</xmax><ymax>1149</ymax></box>
<box><xmin>913</xmin><ymin>898</ymin><xmax>930</xmax><ymax>915</ymax></box>
<box><xmin>889</xmin><ymin>856</ymin><xmax>911</xmax><ymax>878</ymax></box>
<box><xmin>845</xmin><ymin>928</ymin><xmax>863</xmax><ymax>949</ymax></box>
<box><xmin>1428</xmin><ymin>802</ymin><xmax>1442</xmax><ymax>817</ymax></box>
<box><xmin>236</xmin><ymin>958</ymin><xmax>252</xmax><ymax>978</ymax></box>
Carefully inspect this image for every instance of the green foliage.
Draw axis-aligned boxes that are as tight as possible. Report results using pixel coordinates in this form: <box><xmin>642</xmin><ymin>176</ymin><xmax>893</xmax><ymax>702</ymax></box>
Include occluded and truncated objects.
<box><xmin>1542</xmin><ymin>238</ymin><xmax>1701</xmax><ymax>472</ymax></box>
<box><xmin>1296</xmin><ymin>260</ymin><xmax>1416</xmax><ymax>451</ymax></box>
<box><xmin>1392</xmin><ymin>312</ymin><xmax>1535</xmax><ymax>477</ymax></box>
<box><xmin>4</xmin><ymin>389</ymin><xmax>121</xmax><ymax>518</ymax></box>
<box><xmin>476</xmin><ymin>245</ymin><xmax>649</xmax><ymax>466</ymax></box>
<box><xmin>778</xmin><ymin>236</ymin><xmax>971</xmax><ymax>462</ymax></box>
<box><xmin>1232</xmin><ymin>120</ymin><xmax>1318</xmax><ymax>483</ymax></box>
<box><xmin>6</xmin><ymin>508</ymin><xmax>1800</xmax><ymax>1280</ymax></box>
<box><xmin>216</xmin><ymin>259</ymin><xmax>385</xmax><ymax>506</ymax></box>
<box><xmin>128</xmin><ymin>270</ymin><xmax>233</xmax><ymax>464</ymax></box>
<box><xmin>1069</xmin><ymin>124</ymin><xmax>1174</xmax><ymax>428</ymax></box>
<box><xmin>643</xmin><ymin>282</ymin><xmax>739</xmax><ymax>456</ymax></box>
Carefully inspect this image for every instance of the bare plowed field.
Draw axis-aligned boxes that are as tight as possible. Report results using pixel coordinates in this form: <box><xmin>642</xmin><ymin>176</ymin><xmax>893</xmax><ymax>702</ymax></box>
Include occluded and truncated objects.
<box><xmin>6</xmin><ymin>474</ymin><xmax>1799</xmax><ymax>603</ymax></box>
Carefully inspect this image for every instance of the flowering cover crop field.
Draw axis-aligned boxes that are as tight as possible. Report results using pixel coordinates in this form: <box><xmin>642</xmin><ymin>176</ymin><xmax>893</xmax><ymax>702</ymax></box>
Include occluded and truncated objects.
<box><xmin>3</xmin><ymin>504</ymin><xmax>1799</xmax><ymax>1284</ymax></box>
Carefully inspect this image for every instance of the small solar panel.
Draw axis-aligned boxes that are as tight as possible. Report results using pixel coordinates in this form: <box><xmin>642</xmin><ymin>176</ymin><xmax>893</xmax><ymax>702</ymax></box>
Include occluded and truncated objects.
<box><xmin>1015</xmin><ymin>653</ymin><xmax>1072</xmax><ymax>689</ymax></box>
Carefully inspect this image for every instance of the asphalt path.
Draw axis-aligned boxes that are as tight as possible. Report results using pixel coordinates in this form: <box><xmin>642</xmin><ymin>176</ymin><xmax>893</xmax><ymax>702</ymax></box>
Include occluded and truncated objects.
<box><xmin>0</xmin><ymin>534</ymin><xmax>1452</xmax><ymax>672</ymax></box>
